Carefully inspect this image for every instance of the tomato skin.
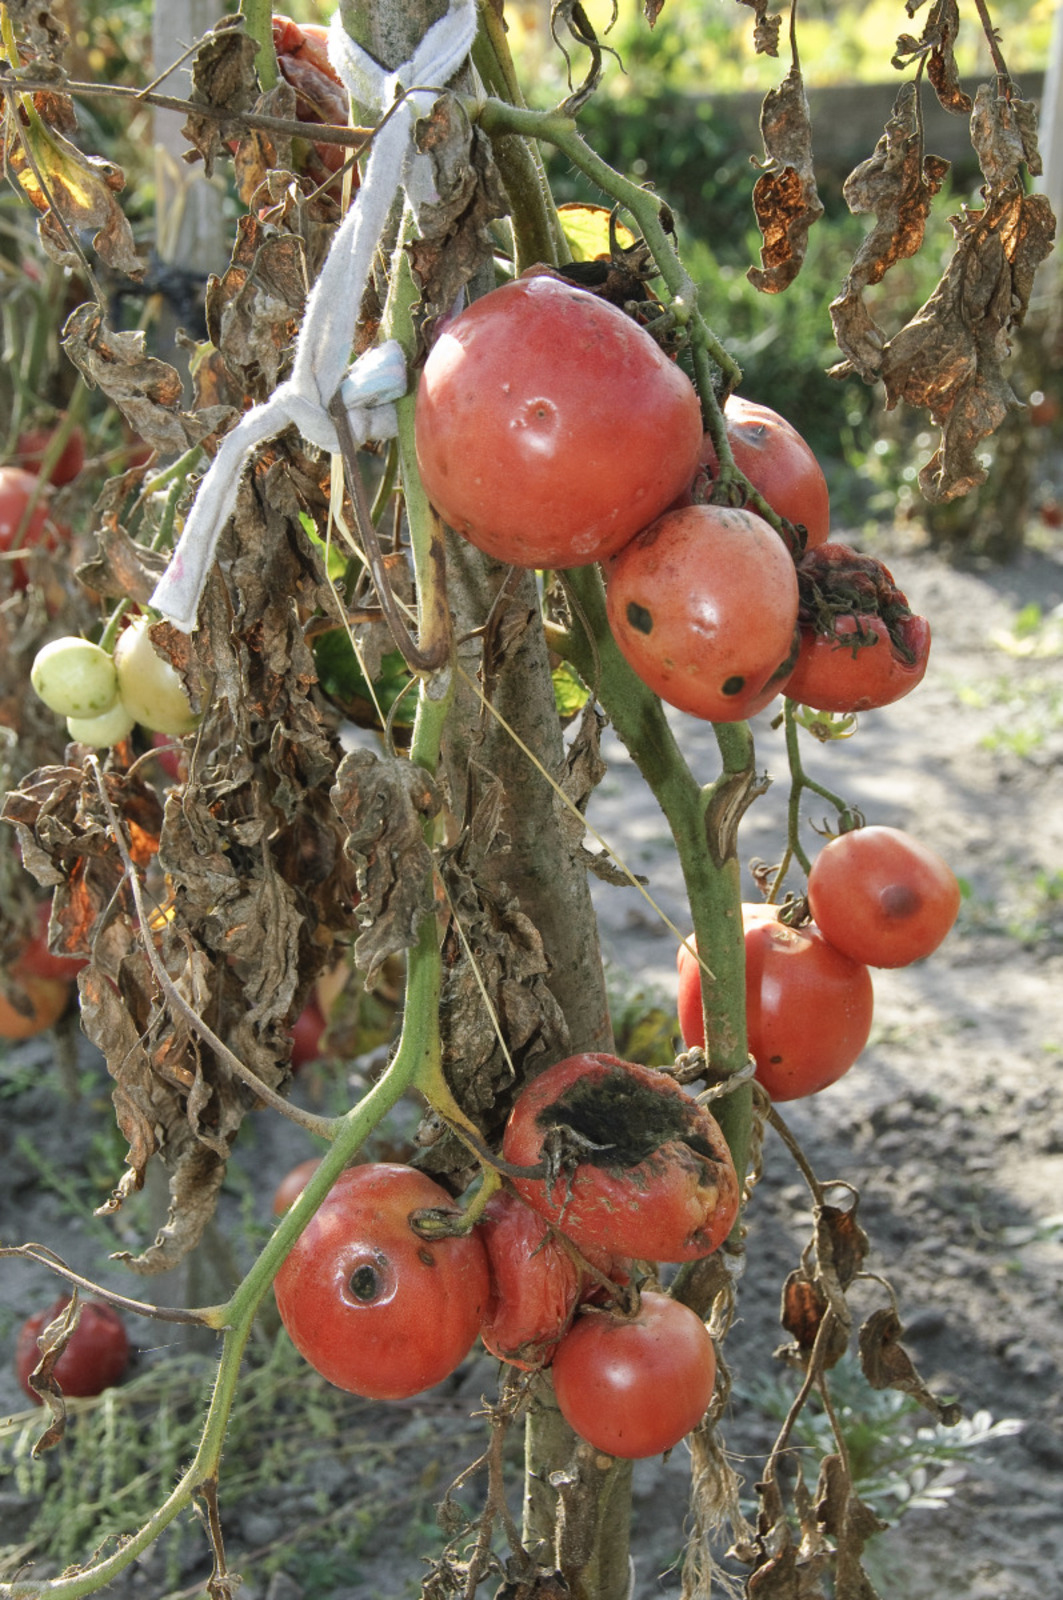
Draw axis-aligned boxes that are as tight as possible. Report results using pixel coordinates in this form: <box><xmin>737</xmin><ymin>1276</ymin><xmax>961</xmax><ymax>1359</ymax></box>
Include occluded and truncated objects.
<box><xmin>272</xmin><ymin>1157</ymin><xmax>324</xmax><ymax>1216</ymax></box>
<box><xmin>113</xmin><ymin>618</ymin><xmax>200</xmax><ymax>736</ymax></box>
<box><xmin>606</xmin><ymin>504</ymin><xmax>798</xmax><ymax>722</ymax></box>
<box><xmin>0</xmin><ymin>971</ymin><xmax>70</xmax><ymax>1040</ymax></box>
<box><xmin>414</xmin><ymin>275</ymin><xmax>704</xmax><ymax>569</ymax></box>
<box><xmin>807</xmin><ymin>826</ymin><xmax>961</xmax><ymax>969</ymax></box>
<box><xmin>785</xmin><ymin>613</ymin><xmax>931</xmax><ymax>713</ymax></box>
<box><xmin>477</xmin><ymin>1190</ymin><xmax>583</xmax><ymax>1369</ymax></box>
<box><xmin>273</xmin><ymin>1164</ymin><xmax>490</xmax><ymax>1398</ymax></box>
<box><xmin>677</xmin><ymin>907</ymin><xmax>874</xmax><ymax>1102</ymax></box>
<box><xmin>289</xmin><ymin>998</ymin><xmax>326</xmax><ymax>1070</ymax></box>
<box><xmin>678</xmin><ymin>397</ymin><xmax>830</xmax><ymax>547</ymax></box>
<box><xmin>502</xmin><ymin>1053</ymin><xmax>739</xmax><ymax>1263</ymax></box>
<box><xmin>15</xmin><ymin>423</ymin><xmax>86</xmax><ymax>487</ymax></box>
<box><xmin>551</xmin><ymin>1292</ymin><xmax>716</xmax><ymax>1459</ymax></box>
<box><xmin>16</xmin><ymin>1297</ymin><xmax>130</xmax><ymax>1402</ymax></box>
<box><xmin>0</xmin><ymin>466</ymin><xmax>62</xmax><ymax>588</ymax></box>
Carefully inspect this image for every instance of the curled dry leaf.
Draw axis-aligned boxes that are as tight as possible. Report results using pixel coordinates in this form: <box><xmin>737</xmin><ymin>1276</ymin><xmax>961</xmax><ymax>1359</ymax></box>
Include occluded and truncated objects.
<box><xmin>61</xmin><ymin>304</ymin><xmax>235</xmax><ymax>457</ymax></box>
<box><xmin>830</xmin><ymin>84</ymin><xmax>951</xmax><ymax>383</ymax></box>
<box><xmin>859</xmin><ymin>1305</ymin><xmax>963</xmax><ymax>1426</ymax></box>
<box><xmin>205</xmin><ymin>214</ymin><xmax>314</xmax><ymax>404</ymax></box>
<box><xmin>22</xmin><ymin>1294</ymin><xmax>78</xmax><ymax>1455</ymax></box>
<box><xmin>0</xmin><ymin>109</ymin><xmax>143</xmax><ymax>279</ymax></box>
<box><xmin>406</xmin><ymin>96</ymin><xmax>510</xmax><ymax>343</ymax></box>
<box><xmin>230</xmin><ymin>80</ymin><xmax>295</xmax><ymax>208</ymax></box>
<box><xmin>737</xmin><ymin>0</ymin><xmax>783</xmax><ymax>58</ymax></box>
<box><xmin>748</xmin><ymin>63</ymin><xmax>824</xmax><ymax>294</ymax></box>
<box><xmin>181</xmin><ymin>15</ymin><xmax>262</xmax><ymax>178</ymax></box>
<box><xmin>331</xmin><ymin>746</ymin><xmax>442</xmax><ymax>983</ymax></box>
<box><xmin>892</xmin><ymin>0</ymin><xmax>972</xmax><ymax>116</ymax></box>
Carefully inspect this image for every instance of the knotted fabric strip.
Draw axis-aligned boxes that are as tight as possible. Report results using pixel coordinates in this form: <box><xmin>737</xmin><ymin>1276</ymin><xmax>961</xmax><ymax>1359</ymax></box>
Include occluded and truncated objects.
<box><xmin>149</xmin><ymin>0</ymin><xmax>478</xmax><ymax>633</ymax></box>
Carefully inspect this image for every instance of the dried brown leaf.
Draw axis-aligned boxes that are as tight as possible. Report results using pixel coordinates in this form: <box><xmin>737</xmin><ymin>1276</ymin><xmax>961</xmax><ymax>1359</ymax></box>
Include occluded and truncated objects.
<box><xmin>1</xmin><ymin>112</ymin><xmax>143</xmax><ymax>279</ymax></box>
<box><xmin>858</xmin><ymin>1306</ymin><xmax>963</xmax><ymax>1425</ymax></box>
<box><xmin>814</xmin><ymin>1456</ymin><xmax>886</xmax><ymax>1600</ymax></box>
<box><xmin>61</xmin><ymin>304</ymin><xmax>235</xmax><ymax>457</ymax></box>
<box><xmin>407</xmin><ymin>97</ymin><xmax>510</xmax><ymax>338</ymax></box>
<box><xmin>830</xmin><ymin>84</ymin><xmax>951</xmax><ymax>382</ymax></box>
<box><xmin>182</xmin><ymin>15</ymin><xmax>261</xmax><ymax>178</ymax></box>
<box><xmin>331</xmin><ymin>747</ymin><xmax>441</xmax><ymax>982</ymax></box>
<box><xmin>892</xmin><ymin>0</ymin><xmax>971</xmax><ymax>115</ymax></box>
<box><xmin>230</xmin><ymin>81</ymin><xmax>295</xmax><ymax>207</ymax></box>
<box><xmin>748</xmin><ymin>64</ymin><xmax>823</xmax><ymax>294</ymax></box>
<box><xmin>23</xmin><ymin>1294</ymin><xmax>78</xmax><ymax>1454</ymax></box>
<box><xmin>737</xmin><ymin>0</ymin><xmax>783</xmax><ymax>58</ymax></box>
<box><xmin>970</xmin><ymin>80</ymin><xmax>1043</xmax><ymax>187</ymax></box>
<box><xmin>815</xmin><ymin>1199</ymin><xmax>869</xmax><ymax>1292</ymax></box>
<box><xmin>205</xmin><ymin>215</ymin><xmax>312</xmax><ymax>404</ymax></box>
<box><xmin>643</xmin><ymin>0</ymin><xmax>665</xmax><ymax>25</ymax></box>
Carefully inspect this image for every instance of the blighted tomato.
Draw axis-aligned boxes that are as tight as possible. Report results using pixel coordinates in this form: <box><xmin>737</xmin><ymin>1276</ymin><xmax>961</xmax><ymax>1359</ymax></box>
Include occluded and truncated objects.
<box><xmin>414</xmin><ymin>275</ymin><xmax>704</xmax><ymax>569</ymax></box>
<box><xmin>16</xmin><ymin>1297</ymin><xmax>130</xmax><ymax>1402</ymax></box>
<box><xmin>273</xmin><ymin>1164</ymin><xmax>490</xmax><ymax>1399</ymax></box>
<box><xmin>477</xmin><ymin>1189</ymin><xmax>583</xmax><ymax>1369</ymax></box>
<box><xmin>807</xmin><ymin>825</ymin><xmax>961</xmax><ymax>969</ymax></box>
<box><xmin>678</xmin><ymin>396</ymin><xmax>830</xmax><ymax>547</ymax></box>
<box><xmin>606</xmin><ymin>504</ymin><xmax>799</xmax><ymax>722</ymax></box>
<box><xmin>678</xmin><ymin>907</ymin><xmax>874</xmax><ymax>1102</ymax></box>
<box><xmin>502</xmin><ymin>1053</ymin><xmax>739</xmax><ymax>1263</ymax></box>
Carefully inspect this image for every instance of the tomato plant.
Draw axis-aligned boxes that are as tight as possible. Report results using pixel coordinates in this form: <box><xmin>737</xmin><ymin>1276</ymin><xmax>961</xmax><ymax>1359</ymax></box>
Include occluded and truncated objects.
<box><xmin>273</xmin><ymin>1164</ymin><xmax>490</xmax><ymax>1399</ymax></box>
<box><xmin>15</xmin><ymin>1297</ymin><xmax>130</xmax><ymax>1402</ymax></box>
<box><xmin>0</xmin><ymin>465</ymin><xmax>62</xmax><ymax>588</ymax></box>
<box><xmin>414</xmin><ymin>274</ymin><xmax>704</xmax><ymax>568</ymax></box>
<box><xmin>677</xmin><ymin>906</ymin><xmax>875</xmax><ymax>1101</ymax></box>
<box><xmin>679</xmin><ymin>396</ymin><xmax>830</xmax><ymax>546</ymax></box>
<box><xmin>502</xmin><ymin>1053</ymin><xmax>739</xmax><ymax>1262</ymax></box>
<box><xmin>476</xmin><ymin>1189</ymin><xmax>583</xmax><ymax>1369</ymax></box>
<box><xmin>807</xmin><ymin>825</ymin><xmax>961</xmax><ymax>969</ymax></box>
<box><xmin>113</xmin><ymin>617</ymin><xmax>200</xmax><ymax>736</ymax></box>
<box><xmin>550</xmin><ymin>1291</ymin><xmax>716</xmax><ymax>1459</ymax></box>
<box><xmin>14</xmin><ymin>901</ymin><xmax>88</xmax><ymax>984</ymax></box>
<box><xmin>605</xmin><ymin>504</ymin><xmax>799</xmax><ymax>722</ymax></box>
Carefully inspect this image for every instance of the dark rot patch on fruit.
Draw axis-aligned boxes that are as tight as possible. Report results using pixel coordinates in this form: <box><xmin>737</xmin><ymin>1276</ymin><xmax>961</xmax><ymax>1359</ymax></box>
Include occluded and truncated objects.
<box><xmin>626</xmin><ymin>601</ymin><xmax>653</xmax><ymax>635</ymax></box>
<box><xmin>349</xmin><ymin>1262</ymin><xmax>385</xmax><ymax>1302</ymax></box>
<box><xmin>722</xmin><ymin>675</ymin><xmax>746</xmax><ymax>696</ymax></box>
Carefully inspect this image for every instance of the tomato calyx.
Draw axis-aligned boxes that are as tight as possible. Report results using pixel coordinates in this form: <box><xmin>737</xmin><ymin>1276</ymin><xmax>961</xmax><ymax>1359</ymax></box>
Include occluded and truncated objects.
<box><xmin>795</xmin><ymin>543</ymin><xmax>922</xmax><ymax>665</ymax></box>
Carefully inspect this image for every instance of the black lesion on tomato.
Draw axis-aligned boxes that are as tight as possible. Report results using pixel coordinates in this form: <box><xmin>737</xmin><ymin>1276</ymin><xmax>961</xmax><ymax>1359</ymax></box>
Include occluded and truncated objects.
<box><xmin>348</xmin><ymin>1260</ymin><xmax>387</xmax><ymax>1302</ymax></box>
<box><xmin>537</xmin><ymin>1074</ymin><xmax>697</xmax><ymax>1169</ymax></box>
<box><xmin>626</xmin><ymin>601</ymin><xmax>654</xmax><ymax>635</ymax></box>
<box><xmin>721</xmin><ymin>675</ymin><xmax>746</xmax><ymax>696</ymax></box>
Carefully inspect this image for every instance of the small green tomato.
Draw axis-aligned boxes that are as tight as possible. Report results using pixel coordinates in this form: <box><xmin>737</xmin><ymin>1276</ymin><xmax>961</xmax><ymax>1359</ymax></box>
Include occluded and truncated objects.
<box><xmin>30</xmin><ymin>637</ymin><xmax>119</xmax><ymax>719</ymax></box>
<box><xmin>66</xmin><ymin>702</ymin><xmax>137</xmax><ymax>749</ymax></box>
<box><xmin>114</xmin><ymin>617</ymin><xmax>200</xmax><ymax>736</ymax></box>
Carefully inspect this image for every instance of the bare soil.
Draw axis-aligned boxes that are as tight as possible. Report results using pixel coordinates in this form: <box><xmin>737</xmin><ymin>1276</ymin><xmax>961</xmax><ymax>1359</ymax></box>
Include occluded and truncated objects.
<box><xmin>2</xmin><ymin>527</ymin><xmax>1062</xmax><ymax>1600</ymax></box>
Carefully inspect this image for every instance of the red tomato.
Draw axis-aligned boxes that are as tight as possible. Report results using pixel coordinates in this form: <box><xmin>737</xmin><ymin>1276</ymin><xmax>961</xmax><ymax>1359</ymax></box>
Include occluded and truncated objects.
<box><xmin>272</xmin><ymin>1156</ymin><xmax>323</xmax><ymax>1216</ymax></box>
<box><xmin>0</xmin><ymin>466</ymin><xmax>62</xmax><ymax>589</ymax></box>
<box><xmin>502</xmin><ymin>1053</ymin><xmax>739</xmax><ymax>1263</ymax></box>
<box><xmin>477</xmin><ymin>1190</ymin><xmax>583</xmax><ymax>1369</ymax></box>
<box><xmin>677</xmin><ymin>907</ymin><xmax>874</xmax><ymax>1102</ymax></box>
<box><xmin>273</xmin><ymin>1164</ymin><xmax>490</xmax><ymax>1398</ymax></box>
<box><xmin>289</xmin><ymin>998</ymin><xmax>326</xmax><ymax>1071</ymax></box>
<box><xmin>785</xmin><ymin>613</ymin><xmax>931</xmax><ymax>713</ymax></box>
<box><xmin>13</xmin><ymin>902</ymin><xmax>88</xmax><ymax>984</ymax></box>
<box><xmin>414</xmin><ymin>275</ymin><xmax>704</xmax><ymax>569</ymax></box>
<box><xmin>15</xmin><ymin>423</ymin><xmax>86</xmax><ymax>487</ymax></box>
<box><xmin>679</xmin><ymin>396</ymin><xmax>830</xmax><ymax>546</ymax></box>
<box><xmin>15</xmin><ymin>1297</ymin><xmax>130</xmax><ymax>1402</ymax></box>
<box><xmin>0</xmin><ymin>972</ymin><xmax>70</xmax><ymax>1040</ymax></box>
<box><xmin>551</xmin><ymin>1291</ymin><xmax>716</xmax><ymax>1458</ymax></box>
<box><xmin>605</xmin><ymin>504</ymin><xmax>799</xmax><ymax>722</ymax></box>
<box><xmin>807</xmin><ymin>826</ymin><xmax>961</xmax><ymax>969</ymax></box>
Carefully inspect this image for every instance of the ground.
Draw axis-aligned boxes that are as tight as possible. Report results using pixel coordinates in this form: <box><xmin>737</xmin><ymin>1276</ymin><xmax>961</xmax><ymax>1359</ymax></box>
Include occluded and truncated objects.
<box><xmin>1</xmin><ymin>525</ymin><xmax>1062</xmax><ymax>1600</ymax></box>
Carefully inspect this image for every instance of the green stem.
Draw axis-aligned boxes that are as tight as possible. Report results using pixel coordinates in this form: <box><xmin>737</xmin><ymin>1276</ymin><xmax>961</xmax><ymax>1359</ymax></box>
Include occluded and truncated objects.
<box><xmin>779</xmin><ymin>698</ymin><xmax>854</xmax><ymax>886</ymax></box>
<box><xmin>239</xmin><ymin>0</ymin><xmax>279</xmax><ymax>92</ymax></box>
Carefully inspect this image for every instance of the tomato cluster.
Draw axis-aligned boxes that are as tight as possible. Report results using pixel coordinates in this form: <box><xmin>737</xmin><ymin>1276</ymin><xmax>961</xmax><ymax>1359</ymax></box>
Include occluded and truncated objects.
<box><xmin>413</xmin><ymin>274</ymin><xmax>931</xmax><ymax>727</ymax></box>
<box><xmin>677</xmin><ymin>826</ymin><xmax>961</xmax><ymax>1102</ymax></box>
<box><xmin>28</xmin><ymin>614</ymin><xmax>200</xmax><ymax>749</ymax></box>
<box><xmin>271</xmin><ymin>1052</ymin><xmax>733</xmax><ymax>1457</ymax></box>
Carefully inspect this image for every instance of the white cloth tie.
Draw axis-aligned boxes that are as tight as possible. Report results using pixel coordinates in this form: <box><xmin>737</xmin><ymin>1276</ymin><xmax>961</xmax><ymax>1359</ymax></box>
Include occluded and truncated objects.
<box><xmin>149</xmin><ymin>0</ymin><xmax>477</xmax><ymax>632</ymax></box>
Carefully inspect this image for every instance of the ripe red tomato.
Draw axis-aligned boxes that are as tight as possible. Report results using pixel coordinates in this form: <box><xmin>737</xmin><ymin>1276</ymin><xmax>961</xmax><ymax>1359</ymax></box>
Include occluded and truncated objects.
<box><xmin>414</xmin><ymin>275</ymin><xmax>704</xmax><ymax>569</ymax></box>
<box><xmin>271</xmin><ymin>1156</ymin><xmax>323</xmax><ymax>1216</ymax></box>
<box><xmin>16</xmin><ymin>1297</ymin><xmax>130</xmax><ymax>1402</ymax></box>
<box><xmin>678</xmin><ymin>396</ymin><xmax>830</xmax><ymax>547</ymax></box>
<box><xmin>502</xmin><ymin>1053</ymin><xmax>739</xmax><ymax>1263</ymax></box>
<box><xmin>605</xmin><ymin>504</ymin><xmax>799</xmax><ymax>722</ymax></box>
<box><xmin>476</xmin><ymin>1190</ymin><xmax>583</xmax><ymax>1369</ymax></box>
<box><xmin>0</xmin><ymin>972</ymin><xmax>70</xmax><ymax>1040</ymax></box>
<box><xmin>0</xmin><ymin>466</ymin><xmax>62</xmax><ymax>589</ymax></box>
<box><xmin>15</xmin><ymin>422</ymin><xmax>86</xmax><ymax>487</ymax></box>
<box><xmin>551</xmin><ymin>1291</ymin><xmax>716</xmax><ymax>1458</ymax></box>
<box><xmin>807</xmin><ymin>826</ymin><xmax>961</xmax><ymax>969</ymax></box>
<box><xmin>677</xmin><ymin>906</ymin><xmax>874</xmax><ymax>1102</ymax></box>
<box><xmin>785</xmin><ymin>613</ymin><xmax>931</xmax><ymax>713</ymax></box>
<box><xmin>273</xmin><ymin>1164</ymin><xmax>490</xmax><ymax>1398</ymax></box>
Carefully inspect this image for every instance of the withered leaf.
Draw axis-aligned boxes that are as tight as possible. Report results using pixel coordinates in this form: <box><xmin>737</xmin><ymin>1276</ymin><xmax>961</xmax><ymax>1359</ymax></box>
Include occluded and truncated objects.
<box><xmin>777</xmin><ymin>1268</ymin><xmax>849</xmax><ymax>1371</ymax></box>
<box><xmin>858</xmin><ymin>1306</ymin><xmax>963</xmax><ymax>1426</ymax></box>
<box><xmin>643</xmin><ymin>0</ymin><xmax>665</xmax><ymax>26</ymax></box>
<box><xmin>830</xmin><ymin>84</ymin><xmax>951</xmax><ymax>382</ymax></box>
<box><xmin>4</xmin><ymin>1</ymin><xmax>67</xmax><ymax>61</ymax></box>
<box><xmin>23</xmin><ymin>1294</ymin><xmax>80</xmax><ymax>1456</ymax></box>
<box><xmin>331</xmin><ymin>747</ymin><xmax>441</xmax><ymax>982</ymax></box>
<box><xmin>737</xmin><ymin>0</ymin><xmax>782</xmax><ymax>58</ymax></box>
<box><xmin>893</xmin><ymin>0</ymin><xmax>971</xmax><ymax>116</ymax></box>
<box><xmin>815</xmin><ymin>1198</ymin><xmax>869</xmax><ymax>1291</ymax></box>
<box><xmin>76</xmin><ymin>485</ymin><xmax>171</xmax><ymax>605</ymax></box>
<box><xmin>1</xmin><ymin>111</ymin><xmax>143</xmax><ymax>279</ymax></box>
<box><xmin>230</xmin><ymin>81</ymin><xmax>295</xmax><ymax>208</ymax></box>
<box><xmin>407</xmin><ymin>96</ymin><xmax>510</xmax><ymax>337</ymax></box>
<box><xmin>971</xmin><ymin>80</ymin><xmax>1044</xmax><ymax>187</ymax></box>
<box><xmin>748</xmin><ymin>63</ymin><xmax>824</xmax><ymax>294</ymax></box>
<box><xmin>182</xmin><ymin>15</ymin><xmax>261</xmax><ymax>178</ymax></box>
<box><xmin>61</xmin><ymin>304</ymin><xmax>235</xmax><ymax>457</ymax></box>
<box><xmin>205</xmin><ymin>215</ymin><xmax>311</xmax><ymax>403</ymax></box>
<box><xmin>815</xmin><ymin>1456</ymin><xmax>886</xmax><ymax>1600</ymax></box>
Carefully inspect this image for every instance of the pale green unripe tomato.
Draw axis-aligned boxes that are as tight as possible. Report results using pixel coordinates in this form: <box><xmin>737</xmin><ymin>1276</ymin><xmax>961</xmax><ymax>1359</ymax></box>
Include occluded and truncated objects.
<box><xmin>30</xmin><ymin>637</ymin><xmax>119</xmax><ymax>719</ymax></box>
<box><xmin>114</xmin><ymin>617</ymin><xmax>201</xmax><ymax>736</ymax></box>
<box><xmin>66</xmin><ymin>702</ymin><xmax>137</xmax><ymax>748</ymax></box>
